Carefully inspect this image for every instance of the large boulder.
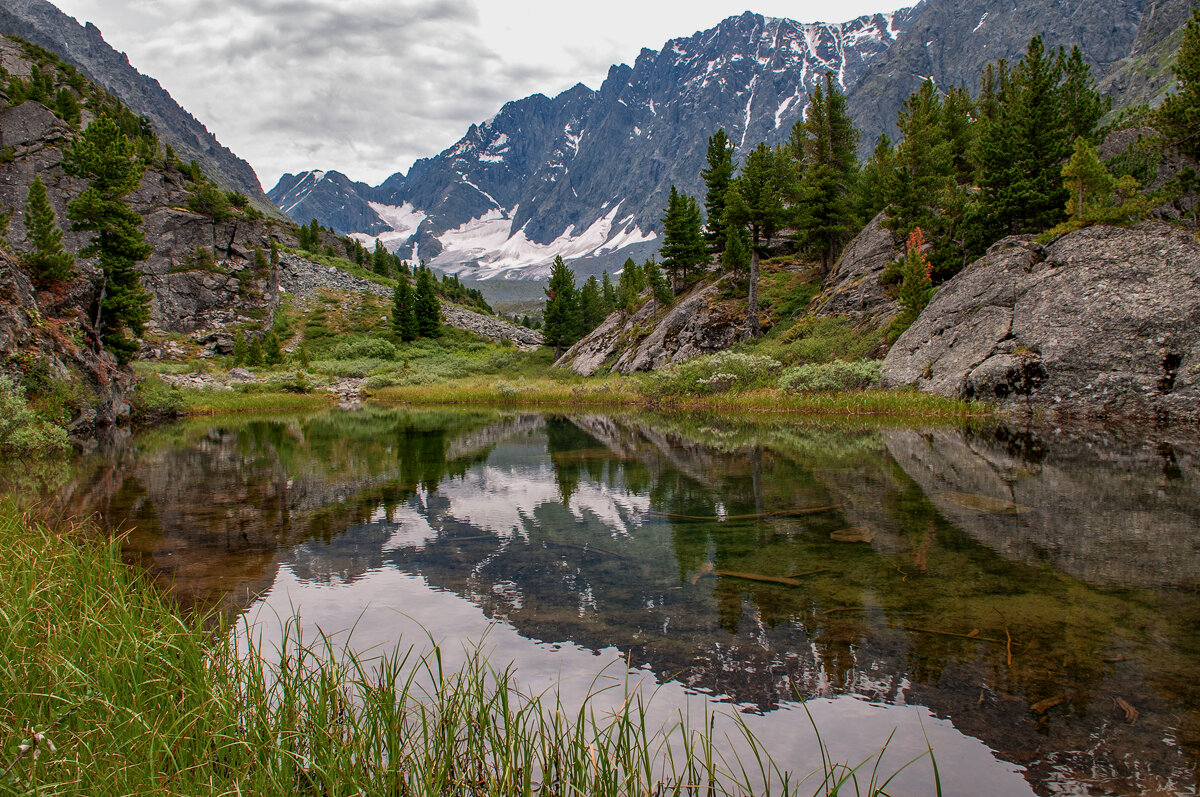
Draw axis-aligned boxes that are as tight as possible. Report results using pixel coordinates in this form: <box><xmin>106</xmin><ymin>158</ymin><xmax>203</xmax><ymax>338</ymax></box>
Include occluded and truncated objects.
<box><xmin>810</xmin><ymin>212</ymin><xmax>900</xmax><ymax>327</ymax></box>
<box><xmin>881</xmin><ymin>223</ymin><xmax>1200</xmax><ymax>420</ymax></box>
<box><xmin>557</xmin><ymin>277</ymin><xmax>745</xmax><ymax>376</ymax></box>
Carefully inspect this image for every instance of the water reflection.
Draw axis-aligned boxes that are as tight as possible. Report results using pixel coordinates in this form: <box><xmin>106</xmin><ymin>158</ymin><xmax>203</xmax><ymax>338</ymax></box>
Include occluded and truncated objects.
<box><xmin>18</xmin><ymin>408</ymin><xmax>1200</xmax><ymax>796</ymax></box>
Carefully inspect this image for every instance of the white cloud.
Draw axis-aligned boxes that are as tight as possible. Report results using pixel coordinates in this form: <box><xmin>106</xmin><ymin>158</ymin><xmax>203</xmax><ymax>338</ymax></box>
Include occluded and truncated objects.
<box><xmin>49</xmin><ymin>0</ymin><xmax>908</xmax><ymax>188</ymax></box>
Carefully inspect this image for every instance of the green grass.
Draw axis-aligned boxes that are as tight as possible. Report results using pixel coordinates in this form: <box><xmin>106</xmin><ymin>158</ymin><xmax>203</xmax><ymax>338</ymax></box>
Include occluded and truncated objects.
<box><xmin>180</xmin><ymin>388</ymin><xmax>334</xmax><ymax>415</ymax></box>
<box><xmin>0</xmin><ymin>503</ymin><xmax>936</xmax><ymax>795</ymax></box>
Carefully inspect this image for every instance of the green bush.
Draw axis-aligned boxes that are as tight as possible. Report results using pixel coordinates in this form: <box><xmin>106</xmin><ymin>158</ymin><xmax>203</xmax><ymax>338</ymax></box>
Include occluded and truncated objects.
<box><xmin>311</xmin><ymin>358</ymin><xmax>390</xmax><ymax>378</ymax></box>
<box><xmin>330</xmin><ymin>337</ymin><xmax>398</xmax><ymax>361</ymax></box>
<box><xmin>778</xmin><ymin>360</ymin><xmax>883</xmax><ymax>393</ymax></box>
<box><xmin>648</xmin><ymin>352</ymin><xmax>783</xmax><ymax>396</ymax></box>
<box><xmin>129</xmin><ymin>373</ymin><xmax>185</xmax><ymax>422</ymax></box>
<box><xmin>0</xmin><ymin>372</ymin><xmax>71</xmax><ymax>455</ymax></box>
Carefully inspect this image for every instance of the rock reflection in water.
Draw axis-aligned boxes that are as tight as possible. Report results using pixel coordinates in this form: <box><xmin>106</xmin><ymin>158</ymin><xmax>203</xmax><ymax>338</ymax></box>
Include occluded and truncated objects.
<box><xmin>19</xmin><ymin>408</ymin><xmax>1200</xmax><ymax>797</ymax></box>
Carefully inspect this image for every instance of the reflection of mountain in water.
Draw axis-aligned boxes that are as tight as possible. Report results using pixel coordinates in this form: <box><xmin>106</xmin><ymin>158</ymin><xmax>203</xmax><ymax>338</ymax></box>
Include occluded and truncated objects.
<box><xmin>37</xmin><ymin>409</ymin><xmax>1200</xmax><ymax>796</ymax></box>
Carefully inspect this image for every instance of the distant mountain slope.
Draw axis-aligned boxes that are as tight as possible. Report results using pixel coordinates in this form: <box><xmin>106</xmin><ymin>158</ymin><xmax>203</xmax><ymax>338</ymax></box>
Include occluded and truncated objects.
<box><xmin>0</xmin><ymin>0</ymin><xmax>276</xmax><ymax>213</ymax></box>
<box><xmin>272</xmin><ymin>9</ymin><xmax>920</xmax><ymax>279</ymax></box>
<box><xmin>845</xmin><ymin>0</ymin><xmax>1147</xmax><ymax>156</ymax></box>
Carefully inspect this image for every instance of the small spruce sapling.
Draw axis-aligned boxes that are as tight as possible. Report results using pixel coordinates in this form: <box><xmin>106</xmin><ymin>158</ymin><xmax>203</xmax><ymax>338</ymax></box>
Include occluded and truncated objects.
<box><xmin>23</xmin><ymin>176</ymin><xmax>75</xmax><ymax>287</ymax></box>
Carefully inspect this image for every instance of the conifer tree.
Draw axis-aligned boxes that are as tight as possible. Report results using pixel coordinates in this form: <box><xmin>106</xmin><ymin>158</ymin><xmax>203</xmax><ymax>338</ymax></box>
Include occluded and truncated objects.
<box><xmin>724</xmin><ymin>142</ymin><xmax>785</xmax><ymax>336</ymax></box>
<box><xmin>886</xmin><ymin>80</ymin><xmax>953</xmax><ymax>240</ymax></box>
<box><xmin>579</xmin><ymin>275</ymin><xmax>605</xmax><ymax>331</ymax></box>
<box><xmin>616</xmin><ymin>257</ymin><xmax>645</xmax><ymax>310</ymax></box>
<box><xmin>600</xmin><ymin>270</ymin><xmax>616</xmax><ymax>313</ymax></box>
<box><xmin>64</xmin><ymin>114</ymin><xmax>153</xmax><ymax>365</ymax></box>
<box><xmin>1060</xmin><ymin>45</ymin><xmax>1109</xmax><ymax>144</ymax></box>
<box><xmin>792</xmin><ymin>72</ymin><xmax>860</xmax><ymax>272</ymax></box>
<box><xmin>1062</xmin><ymin>136</ymin><xmax>1115</xmax><ymax>225</ymax></box>
<box><xmin>231</xmin><ymin>333</ymin><xmax>247</xmax><ymax>367</ymax></box>
<box><xmin>247</xmin><ymin>335</ymin><xmax>264</xmax><ymax>367</ymax></box>
<box><xmin>660</xmin><ymin>186</ymin><xmax>707</xmax><ymax>290</ymax></box>
<box><xmin>852</xmin><ymin>134</ymin><xmax>896</xmax><ymax>224</ymax></box>
<box><xmin>701</xmin><ymin>129</ymin><xmax>734</xmax><ymax>252</ymax></box>
<box><xmin>1158</xmin><ymin>6</ymin><xmax>1200</xmax><ymax>164</ymax></box>
<box><xmin>414</xmin><ymin>266</ymin><xmax>440</xmax><ymax>337</ymax></box>
<box><xmin>895</xmin><ymin>228</ymin><xmax>934</xmax><ymax>330</ymax></box>
<box><xmin>722</xmin><ymin>226</ymin><xmax>750</xmax><ymax>279</ymax></box>
<box><xmin>23</xmin><ymin>176</ymin><xmax>74</xmax><ymax>287</ymax></box>
<box><xmin>372</xmin><ymin>240</ymin><xmax>390</xmax><ymax>276</ymax></box>
<box><xmin>975</xmin><ymin>36</ymin><xmax>1071</xmax><ymax>238</ymax></box>
<box><xmin>263</xmin><ymin>329</ymin><xmax>283</xmax><ymax>365</ymax></box>
<box><xmin>543</xmin><ymin>255</ymin><xmax>581</xmax><ymax>357</ymax></box>
<box><xmin>392</xmin><ymin>277</ymin><xmax>418</xmax><ymax>341</ymax></box>
<box><xmin>643</xmin><ymin>258</ymin><xmax>672</xmax><ymax>305</ymax></box>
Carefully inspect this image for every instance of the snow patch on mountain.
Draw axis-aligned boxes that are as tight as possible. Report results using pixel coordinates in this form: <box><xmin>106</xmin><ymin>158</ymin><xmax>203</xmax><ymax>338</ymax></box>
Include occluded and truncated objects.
<box><xmin>348</xmin><ymin>202</ymin><xmax>428</xmax><ymax>251</ymax></box>
<box><xmin>432</xmin><ymin>205</ymin><xmax>657</xmax><ymax>279</ymax></box>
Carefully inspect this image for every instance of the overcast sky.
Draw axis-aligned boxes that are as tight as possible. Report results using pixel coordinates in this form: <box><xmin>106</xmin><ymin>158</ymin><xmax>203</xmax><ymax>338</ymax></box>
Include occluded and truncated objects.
<box><xmin>50</xmin><ymin>0</ymin><xmax>907</xmax><ymax>190</ymax></box>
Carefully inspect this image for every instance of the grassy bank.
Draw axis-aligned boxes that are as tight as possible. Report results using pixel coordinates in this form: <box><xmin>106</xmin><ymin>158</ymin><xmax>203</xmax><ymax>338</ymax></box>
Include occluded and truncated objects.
<box><xmin>0</xmin><ymin>503</ymin><xmax>932</xmax><ymax>795</ymax></box>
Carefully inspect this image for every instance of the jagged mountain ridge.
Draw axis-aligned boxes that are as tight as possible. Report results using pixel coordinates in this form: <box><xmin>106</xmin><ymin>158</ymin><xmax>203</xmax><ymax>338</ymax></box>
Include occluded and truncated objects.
<box><xmin>271</xmin><ymin>9</ymin><xmax>920</xmax><ymax>279</ymax></box>
<box><xmin>0</xmin><ymin>0</ymin><xmax>276</xmax><ymax>213</ymax></box>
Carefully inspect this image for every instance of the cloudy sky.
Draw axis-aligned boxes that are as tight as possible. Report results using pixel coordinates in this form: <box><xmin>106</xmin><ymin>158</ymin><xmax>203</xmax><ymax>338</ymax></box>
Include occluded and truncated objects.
<box><xmin>50</xmin><ymin>0</ymin><xmax>906</xmax><ymax>190</ymax></box>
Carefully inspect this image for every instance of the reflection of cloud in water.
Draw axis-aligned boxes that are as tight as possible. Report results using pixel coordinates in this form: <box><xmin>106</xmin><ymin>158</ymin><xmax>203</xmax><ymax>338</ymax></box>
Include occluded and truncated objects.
<box><xmin>437</xmin><ymin>465</ymin><xmax>651</xmax><ymax>539</ymax></box>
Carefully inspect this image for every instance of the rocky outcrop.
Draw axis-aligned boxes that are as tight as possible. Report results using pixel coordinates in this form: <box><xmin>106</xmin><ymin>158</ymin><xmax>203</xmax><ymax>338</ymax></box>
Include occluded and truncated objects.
<box><xmin>881</xmin><ymin>223</ymin><xmax>1200</xmax><ymax>420</ymax></box>
<box><xmin>276</xmin><ymin>253</ymin><xmax>543</xmax><ymax>350</ymax></box>
<box><xmin>556</xmin><ymin>278</ymin><xmax>745</xmax><ymax>376</ymax></box>
<box><xmin>0</xmin><ymin>250</ymin><xmax>133</xmax><ymax>441</ymax></box>
<box><xmin>0</xmin><ymin>1</ymin><xmax>276</xmax><ymax>212</ymax></box>
<box><xmin>810</xmin><ymin>212</ymin><xmax>900</xmax><ymax>327</ymax></box>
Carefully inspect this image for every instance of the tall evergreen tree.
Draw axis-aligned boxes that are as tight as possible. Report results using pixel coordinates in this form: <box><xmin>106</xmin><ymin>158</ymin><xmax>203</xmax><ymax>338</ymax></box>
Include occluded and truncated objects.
<box><xmin>579</xmin><ymin>275</ymin><xmax>605</xmax><ymax>330</ymax></box>
<box><xmin>886</xmin><ymin>79</ymin><xmax>953</xmax><ymax>239</ymax></box>
<box><xmin>701</xmin><ymin>129</ymin><xmax>735</xmax><ymax>253</ymax></box>
<box><xmin>1158</xmin><ymin>6</ymin><xmax>1200</xmax><ymax>163</ymax></box>
<box><xmin>543</xmin><ymin>255</ymin><xmax>581</xmax><ymax>357</ymax></box>
<box><xmin>23</xmin><ymin>176</ymin><xmax>74</xmax><ymax>287</ymax></box>
<box><xmin>64</xmin><ymin>114</ymin><xmax>153</xmax><ymax>365</ymax></box>
<box><xmin>372</xmin><ymin>240</ymin><xmax>390</xmax><ymax>276</ymax></box>
<box><xmin>660</xmin><ymin>186</ymin><xmax>707</xmax><ymax>290</ymax></box>
<box><xmin>600</xmin><ymin>270</ymin><xmax>616</xmax><ymax>313</ymax></box>
<box><xmin>724</xmin><ymin>142</ymin><xmax>785</xmax><ymax>336</ymax></box>
<box><xmin>792</xmin><ymin>72</ymin><xmax>860</xmax><ymax>272</ymax></box>
<box><xmin>1060</xmin><ymin>45</ymin><xmax>1109</xmax><ymax>144</ymax></box>
<box><xmin>392</xmin><ymin>276</ymin><xmax>418</xmax><ymax>341</ymax></box>
<box><xmin>643</xmin><ymin>258</ymin><xmax>672</xmax><ymax>305</ymax></box>
<box><xmin>852</xmin><ymin>134</ymin><xmax>896</xmax><ymax>224</ymax></box>
<box><xmin>1062</xmin><ymin>136</ymin><xmax>1115</xmax><ymax>224</ymax></box>
<box><xmin>616</xmin><ymin>257</ymin><xmax>645</xmax><ymax>310</ymax></box>
<box><xmin>414</xmin><ymin>266</ymin><xmax>440</xmax><ymax>337</ymax></box>
<box><xmin>975</xmin><ymin>36</ymin><xmax>1072</xmax><ymax>238</ymax></box>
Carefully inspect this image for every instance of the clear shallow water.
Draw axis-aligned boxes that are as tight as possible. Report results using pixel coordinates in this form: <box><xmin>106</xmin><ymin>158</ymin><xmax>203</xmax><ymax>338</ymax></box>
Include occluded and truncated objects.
<box><xmin>15</xmin><ymin>408</ymin><xmax>1200</xmax><ymax>796</ymax></box>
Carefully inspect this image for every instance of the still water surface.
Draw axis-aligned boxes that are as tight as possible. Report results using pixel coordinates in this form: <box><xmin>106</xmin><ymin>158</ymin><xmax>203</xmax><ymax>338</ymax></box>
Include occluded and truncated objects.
<box><xmin>15</xmin><ymin>408</ymin><xmax>1200</xmax><ymax>795</ymax></box>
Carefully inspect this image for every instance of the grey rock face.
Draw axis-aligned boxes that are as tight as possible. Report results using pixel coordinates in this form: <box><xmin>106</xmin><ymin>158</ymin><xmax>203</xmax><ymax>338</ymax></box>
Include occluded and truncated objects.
<box><xmin>557</xmin><ymin>278</ymin><xmax>745</xmax><ymax>376</ymax></box>
<box><xmin>881</xmin><ymin>223</ymin><xmax>1200</xmax><ymax>420</ymax></box>
<box><xmin>811</xmin><ymin>212</ymin><xmax>900</xmax><ymax>327</ymax></box>
<box><xmin>0</xmin><ymin>0</ymin><xmax>274</xmax><ymax>211</ymax></box>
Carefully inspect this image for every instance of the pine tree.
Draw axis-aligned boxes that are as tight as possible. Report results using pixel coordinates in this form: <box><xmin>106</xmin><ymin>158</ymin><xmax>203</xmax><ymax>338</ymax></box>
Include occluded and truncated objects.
<box><xmin>392</xmin><ymin>277</ymin><xmax>417</xmax><ymax>341</ymax></box>
<box><xmin>247</xmin><ymin>335</ymin><xmax>264</xmax><ymax>367</ymax></box>
<box><xmin>543</xmin><ymin>255</ymin><xmax>581</xmax><ymax>357</ymax></box>
<box><xmin>1060</xmin><ymin>45</ymin><xmax>1109</xmax><ymax>144</ymax></box>
<box><xmin>600</xmin><ymin>270</ymin><xmax>616</xmax><ymax>313</ymax></box>
<box><xmin>659</xmin><ymin>186</ymin><xmax>706</xmax><ymax>291</ymax></box>
<box><xmin>372</xmin><ymin>239</ymin><xmax>390</xmax><ymax>277</ymax></box>
<box><xmin>792</xmin><ymin>72</ymin><xmax>860</xmax><ymax>272</ymax></box>
<box><xmin>701</xmin><ymin>129</ymin><xmax>734</xmax><ymax>252</ymax></box>
<box><xmin>231</xmin><ymin>333</ymin><xmax>247</xmax><ymax>366</ymax></box>
<box><xmin>616</xmin><ymin>257</ymin><xmax>644</xmax><ymax>310</ymax></box>
<box><xmin>414</xmin><ymin>266</ymin><xmax>440</xmax><ymax>337</ymax></box>
<box><xmin>975</xmin><ymin>36</ymin><xmax>1071</xmax><ymax>238</ymax></box>
<box><xmin>579</xmin><ymin>275</ymin><xmax>605</xmax><ymax>331</ymax></box>
<box><xmin>64</xmin><ymin>114</ymin><xmax>153</xmax><ymax>365</ymax></box>
<box><xmin>23</xmin><ymin>176</ymin><xmax>74</xmax><ymax>287</ymax></box>
<box><xmin>643</xmin><ymin>258</ymin><xmax>672</xmax><ymax>305</ymax></box>
<box><xmin>1061</xmin><ymin>136</ymin><xmax>1115</xmax><ymax>225</ymax></box>
<box><xmin>724</xmin><ymin>142</ymin><xmax>785</xmax><ymax>336</ymax></box>
<box><xmin>852</xmin><ymin>134</ymin><xmax>896</xmax><ymax>224</ymax></box>
<box><xmin>886</xmin><ymin>80</ymin><xmax>953</xmax><ymax>240</ymax></box>
<box><xmin>263</xmin><ymin>329</ymin><xmax>283</xmax><ymax>365</ymax></box>
<box><xmin>1158</xmin><ymin>7</ymin><xmax>1200</xmax><ymax>163</ymax></box>
<box><xmin>722</xmin><ymin>226</ymin><xmax>750</xmax><ymax>279</ymax></box>
<box><xmin>895</xmin><ymin>228</ymin><xmax>934</xmax><ymax>330</ymax></box>
<box><xmin>307</xmin><ymin>220</ymin><xmax>321</xmax><ymax>252</ymax></box>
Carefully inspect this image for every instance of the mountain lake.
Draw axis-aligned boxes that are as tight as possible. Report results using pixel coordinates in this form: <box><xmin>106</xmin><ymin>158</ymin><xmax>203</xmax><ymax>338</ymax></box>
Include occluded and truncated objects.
<box><xmin>9</xmin><ymin>407</ymin><xmax>1199</xmax><ymax>796</ymax></box>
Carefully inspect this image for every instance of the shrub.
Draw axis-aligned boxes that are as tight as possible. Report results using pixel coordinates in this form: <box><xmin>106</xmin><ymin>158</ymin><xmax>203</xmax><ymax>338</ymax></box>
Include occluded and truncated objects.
<box><xmin>0</xmin><ymin>372</ymin><xmax>70</xmax><ymax>455</ymax></box>
<box><xmin>648</xmin><ymin>351</ymin><xmax>783</xmax><ymax>396</ymax></box>
<box><xmin>778</xmin><ymin>360</ymin><xmax>883</xmax><ymax>393</ymax></box>
<box><xmin>129</xmin><ymin>373</ymin><xmax>184</xmax><ymax>422</ymax></box>
<box><xmin>330</xmin><ymin>337</ymin><xmax>398</xmax><ymax>362</ymax></box>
